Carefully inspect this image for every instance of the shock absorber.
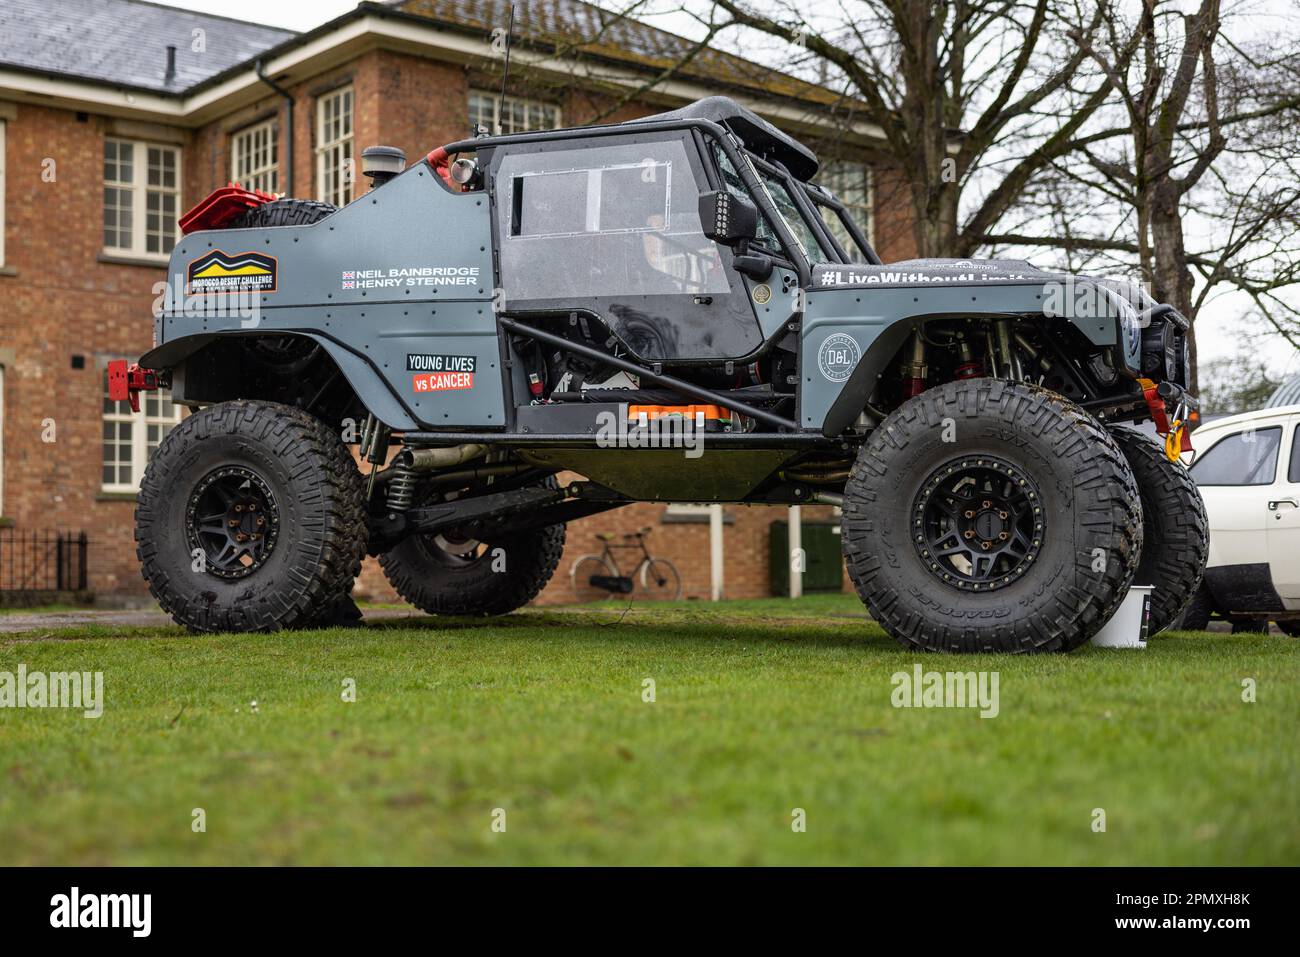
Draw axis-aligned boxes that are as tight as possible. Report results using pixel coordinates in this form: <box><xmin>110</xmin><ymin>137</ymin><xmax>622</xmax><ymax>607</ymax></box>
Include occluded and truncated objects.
<box><xmin>995</xmin><ymin>318</ymin><xmax>1023</xmax><ymax>380</ymax></box>
<box><xmin>385</xmin><ymin>458</ymin><xmax>419</xmax><ymax>512</ymax></box>
<box><xmin>901</xmin><ymin>331</ymin><xmax>928</xmax><ymax>398</ymax></box>
<box><xmin>953</xmin><ymin>331</ymin><xmax>982</xmax><ymax>380</ymax></box>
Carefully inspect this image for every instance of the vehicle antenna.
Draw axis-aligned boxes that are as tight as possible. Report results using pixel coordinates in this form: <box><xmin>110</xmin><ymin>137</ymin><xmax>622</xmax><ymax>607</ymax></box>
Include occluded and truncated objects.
<box><xmin>497</xmin><ymin>3</ymin><xmax>516</xmax><ymax>136</ymax></box>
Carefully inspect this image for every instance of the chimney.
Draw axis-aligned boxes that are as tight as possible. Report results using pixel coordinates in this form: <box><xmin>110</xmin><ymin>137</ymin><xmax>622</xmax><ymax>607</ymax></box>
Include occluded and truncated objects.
<box><xmin>165</xmin><ymin>45</ymin><xmax>177</xmax><ymax>85</ymax></box>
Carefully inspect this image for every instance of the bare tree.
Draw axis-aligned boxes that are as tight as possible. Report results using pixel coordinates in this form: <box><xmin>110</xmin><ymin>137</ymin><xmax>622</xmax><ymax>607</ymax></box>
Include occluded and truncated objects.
<box><xmin>520</xmin><ymin>0</ymin><xmax>1300</xmax><ymax>391</ymax></box>
<box><xmin>983</xmin><ymin>0</ymin><xmax>1300</xmax><ymax>392</ymax></box>
<box><xmin>697</xmin><ymin>0</ymin><xmax>1136</xmax><ymax>259</ymax></box>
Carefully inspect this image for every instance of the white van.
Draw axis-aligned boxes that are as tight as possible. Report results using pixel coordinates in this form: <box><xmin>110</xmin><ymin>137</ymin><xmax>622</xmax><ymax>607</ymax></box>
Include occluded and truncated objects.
<box><xmin>1182</xmin><ymin>405</ymin><xmax>1300</xmax><ymax>634</ymax></box>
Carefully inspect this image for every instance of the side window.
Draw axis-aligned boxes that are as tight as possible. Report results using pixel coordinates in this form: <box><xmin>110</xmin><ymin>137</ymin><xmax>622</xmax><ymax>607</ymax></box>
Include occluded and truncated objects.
<box><xmin>1189</xmin><ymin>426</ymin><xmax>1282</xmax><ymax>486</ymax></box>
<box><xmin>1290</xmin><ymin>425</ymin><xmax>1300</xmax><ymax>483</ymax></box>
<box><xmin>497</xmin><ymin>138</ymin><xmax>730</xmax><ymax>304</ymax></box>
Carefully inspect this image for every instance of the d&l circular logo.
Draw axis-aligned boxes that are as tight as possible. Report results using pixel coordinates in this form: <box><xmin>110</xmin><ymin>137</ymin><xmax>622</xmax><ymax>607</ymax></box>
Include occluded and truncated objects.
<box><xmin>817</xmin><ymin>333</ymin><xmax>860</xmax><ymax>381</ymax></box>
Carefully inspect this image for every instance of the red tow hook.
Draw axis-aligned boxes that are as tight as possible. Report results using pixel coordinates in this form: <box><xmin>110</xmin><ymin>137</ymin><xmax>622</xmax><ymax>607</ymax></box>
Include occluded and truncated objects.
<box><xmin>107</xmin><ymin>360</ymin><xmax>165</xmax><ymax>413</ymax></box>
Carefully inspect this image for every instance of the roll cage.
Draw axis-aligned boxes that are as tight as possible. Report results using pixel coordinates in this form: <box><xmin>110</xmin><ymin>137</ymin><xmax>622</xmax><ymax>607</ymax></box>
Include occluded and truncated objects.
<box><xmin>436</xmin><ymin>114</ymin><xmax>882</xmax><ymax>283</ymax></box>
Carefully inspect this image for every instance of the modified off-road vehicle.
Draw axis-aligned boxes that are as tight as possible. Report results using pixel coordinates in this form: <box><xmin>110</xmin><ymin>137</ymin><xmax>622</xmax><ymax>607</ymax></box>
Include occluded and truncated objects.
<box><xmin>113</xmin><ymin>96</ymin><xmax>1208</xmax><ymax>652</ymax></box>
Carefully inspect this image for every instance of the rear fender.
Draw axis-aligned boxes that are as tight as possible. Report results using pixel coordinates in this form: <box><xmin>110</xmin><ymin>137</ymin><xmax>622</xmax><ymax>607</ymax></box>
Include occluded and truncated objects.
<box><xmin>140</xmin><ymin>331</ymin><xmax>420</xmax><ymax>431</ymax></box>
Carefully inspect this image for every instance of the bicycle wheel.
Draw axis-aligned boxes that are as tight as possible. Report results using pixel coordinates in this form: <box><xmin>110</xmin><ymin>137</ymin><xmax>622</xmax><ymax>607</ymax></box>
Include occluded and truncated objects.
<box><xmin>571</xmin><ymin>554</ymin><xmax>618</xmax><ymax>603</ymax></box>
<box><xmin>640</xmin><ymin>558</ymin><xmax>682</xmax><ymax>600</ymax></box>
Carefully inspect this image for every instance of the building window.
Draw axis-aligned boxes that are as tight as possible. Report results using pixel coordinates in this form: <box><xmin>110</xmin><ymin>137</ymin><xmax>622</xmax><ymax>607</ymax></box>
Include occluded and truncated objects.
<box><xmin>316</xmin><ymin>86</ymin><xmax>353</xmax><ymax>207</ymax></box>
<box><xmin>819</xmin><ymin>161</ymin><xmax>872</xmax><ymax>260</ymax></box>
<box><xmin>469</xmin><ymin>90</ymin><xmax>561</xmax><ymax>135</ymax></box>
<box><xmin>101</xmin><ymin>368</ymin><xmax>182</xmax><ymax>493</ymax></box>
<box><xmin>232</xmin><ymin>118</ymin><xmax>278</xmax><ymax>194</ymax></box>
<box><xmin>103</xmin><ymin>138</ymin><xmax>181</xmax><ymax>258</ymax></box>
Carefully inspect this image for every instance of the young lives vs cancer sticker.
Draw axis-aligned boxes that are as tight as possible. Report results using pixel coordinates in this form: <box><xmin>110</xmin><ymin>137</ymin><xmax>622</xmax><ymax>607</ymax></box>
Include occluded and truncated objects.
<box><xmin>186</xmin><ymin>250</ymin><xmax>277</xmax><ymax>294</ymax></box>
<box><xmin>409</xmin><ymin>353</ymin><xmax>476</xmax><ymax>392</ymax></box>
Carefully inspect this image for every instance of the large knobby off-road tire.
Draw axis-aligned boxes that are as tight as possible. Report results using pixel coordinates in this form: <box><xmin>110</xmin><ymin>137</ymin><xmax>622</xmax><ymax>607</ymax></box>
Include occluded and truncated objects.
<box><xmin>842</xmin><ymin>379</ymin><xmax>1143</xmax><ymax>653</ymax></box>
<box><xmin>1174</xmin><ymin>581</ymin><xmax>1215</xmax><ymax>631</ymax></box>
<box><xmin>1108</xmin><ymin>426</ymin><xmax>1209</xmax><ymax>635</ymax></box>
<box><xmin>136</xmin><ymin>401</ymin><xmax>367</xmax><ymax>632</ymax></box>
<box><xmin>379</xmin><ymin>480</ymin><xmax>566</xmax><ymax>616</ymax></box>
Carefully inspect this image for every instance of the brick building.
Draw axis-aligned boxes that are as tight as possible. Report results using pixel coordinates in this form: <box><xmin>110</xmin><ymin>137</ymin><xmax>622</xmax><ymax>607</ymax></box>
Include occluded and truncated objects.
<box><xmin>0</xmin><ymin>0</ymin><xmax>916</xmax><ymax>606</ymax></box>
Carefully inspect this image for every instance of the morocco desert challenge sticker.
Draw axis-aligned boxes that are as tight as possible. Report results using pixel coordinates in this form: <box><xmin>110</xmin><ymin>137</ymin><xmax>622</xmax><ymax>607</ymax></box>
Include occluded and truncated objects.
<box><xmin>409</xmin><ymin>353</ymin><xmax>476</xmax><ymax>392</ymax></box>
<box><xmin>186</xmin><ymin>250</ymin><xmax>277</xmax><ymax>294</ymax></box>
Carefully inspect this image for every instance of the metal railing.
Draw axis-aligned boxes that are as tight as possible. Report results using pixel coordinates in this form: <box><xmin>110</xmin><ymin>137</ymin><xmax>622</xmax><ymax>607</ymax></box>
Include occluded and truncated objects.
<box><xmin>0</xmin><ymin>529</ymin><xmax>89</xmax><ymax>592</ymax></box>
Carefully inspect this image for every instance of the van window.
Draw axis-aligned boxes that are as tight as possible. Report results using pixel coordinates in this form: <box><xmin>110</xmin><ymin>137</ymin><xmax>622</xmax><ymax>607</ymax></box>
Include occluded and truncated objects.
<box><xmin>1290</xmin><ymin>425</ymin><xmax>1300</xmax><ymax>483</ymax></box>
<box><xmin>1190</xmin><ymin>427</ymin><xmax>1282</xmax><ymax>486</ymax></box>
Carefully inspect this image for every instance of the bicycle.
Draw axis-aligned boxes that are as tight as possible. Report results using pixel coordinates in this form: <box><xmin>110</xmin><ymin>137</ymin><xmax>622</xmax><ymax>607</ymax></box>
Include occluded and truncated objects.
<box><xmin>569</xmin><ymin>527</ymin><xmax>682</xmax><ymax>602</ymax></box>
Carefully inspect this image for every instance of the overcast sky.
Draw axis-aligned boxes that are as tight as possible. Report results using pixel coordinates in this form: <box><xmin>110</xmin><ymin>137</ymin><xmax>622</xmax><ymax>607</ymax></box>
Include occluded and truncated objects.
<box><xmin>150</xmin><ymin>0</ymin><xmax>1300</xmax><ymax>382</ymax></box>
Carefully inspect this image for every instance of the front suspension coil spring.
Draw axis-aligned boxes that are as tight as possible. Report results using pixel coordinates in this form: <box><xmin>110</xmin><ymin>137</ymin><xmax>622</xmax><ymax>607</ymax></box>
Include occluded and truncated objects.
<box><xmin>385</xmin><ymin>461</ymin><xmax>418</xmax><ymax>512</ymax></box>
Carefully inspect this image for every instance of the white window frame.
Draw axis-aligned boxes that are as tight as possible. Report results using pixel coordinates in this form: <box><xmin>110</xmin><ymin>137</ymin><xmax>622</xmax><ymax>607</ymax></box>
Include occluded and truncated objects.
<box><xmin>315</xmin><ymin>86</ymin><xmax>354</xmax><ymax>207</ymax></box>
<box><xmin>469</xmin><ymin>90</ymin><xmax>561</xmax><ymax>135</ymax></box>
<box><xmin>231</xmin><ymin>117</ymin><xmax>278</xmax><ymax>194</ymax></box>
<box><xmin>102</xmin><ymin>137</ymin><xmax>181</xmax><ymax>260</ymax></box>
<box><xmin>101</xmin><ymin>366</ymin><xmax>182</xmax><ymax>494</ymax></box>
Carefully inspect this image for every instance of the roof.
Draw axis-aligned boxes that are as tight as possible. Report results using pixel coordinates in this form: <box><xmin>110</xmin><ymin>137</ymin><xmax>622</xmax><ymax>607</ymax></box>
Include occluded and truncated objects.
<box><xmin>1265</xmin><ymin>373</ymin><xmax>1300</xmax><ymax>409</ymax></box>
<box><xmin>387</xmin><ymin>0</ymin><xmax>851</xmax><ymax>111</ymax></box>
<box><xmin>631</xmin><ymin>96</ymin><xmax>820</xmax><ymax>179</ymax></box>
<box><xmin>0</xmin><ymin>0</ymin><xmax>859</xmax><ymax>125</ymax></box>
<box><xmin>1192</xmin><ymin>403</ymin><xmax>1300</xmax><ymax>434</ymax></box>
<box><xmin>0</xmin><ymin>0</ymin><xmax>294</xmax><ymax>93</ymax></box>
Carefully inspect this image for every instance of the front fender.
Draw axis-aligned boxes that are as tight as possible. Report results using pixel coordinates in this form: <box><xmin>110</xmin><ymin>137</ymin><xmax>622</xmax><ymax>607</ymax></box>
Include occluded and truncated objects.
<box><xmin>802</xmin><ymin>279</ymin><xmax>1134</xmax><ymax>437</ymax></box>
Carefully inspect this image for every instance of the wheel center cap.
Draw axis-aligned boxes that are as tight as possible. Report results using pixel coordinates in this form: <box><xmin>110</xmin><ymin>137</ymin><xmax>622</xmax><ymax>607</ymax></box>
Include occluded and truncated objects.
<box><xmin>974</xmin><ymin>510</ymin><xmax>1004</xmax><ymax>540</ymax></box>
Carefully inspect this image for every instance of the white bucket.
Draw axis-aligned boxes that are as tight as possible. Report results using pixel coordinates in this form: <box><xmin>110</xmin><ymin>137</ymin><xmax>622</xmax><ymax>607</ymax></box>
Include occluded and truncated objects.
<box><xmin>1091</xmin><ymin>585</ymin><xmax>1154</xmax><ymax>648</ymax></box>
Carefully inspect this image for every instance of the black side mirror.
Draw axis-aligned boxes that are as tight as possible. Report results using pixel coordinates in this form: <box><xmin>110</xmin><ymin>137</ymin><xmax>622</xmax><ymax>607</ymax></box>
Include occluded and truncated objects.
<box><xmin>699</xmin><ymin>190</ymin><xmax>758</xmax><ymax>245</ymax></box>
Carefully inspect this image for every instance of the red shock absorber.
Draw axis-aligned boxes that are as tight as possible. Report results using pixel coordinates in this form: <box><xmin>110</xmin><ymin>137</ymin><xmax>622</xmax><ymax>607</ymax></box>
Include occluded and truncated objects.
<box><xmin>953</xmin><ymin>330</ymin><xmax>982</xmax><ymax>380</ymax></box>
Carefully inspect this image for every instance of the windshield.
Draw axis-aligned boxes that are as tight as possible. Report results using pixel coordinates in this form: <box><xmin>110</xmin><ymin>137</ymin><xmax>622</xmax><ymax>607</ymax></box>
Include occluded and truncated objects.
<box><xmin>713</xmin><ymin>146</ymin><xmax>834</xmax><ymax>262</ymax></box>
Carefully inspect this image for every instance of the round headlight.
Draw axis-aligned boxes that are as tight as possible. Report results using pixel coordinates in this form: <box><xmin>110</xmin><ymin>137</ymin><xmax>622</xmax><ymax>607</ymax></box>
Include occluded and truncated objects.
<box><xmin>450</xmin><ymin>157</ymin><xmax>479</xmax><ymax>186</ymax></box>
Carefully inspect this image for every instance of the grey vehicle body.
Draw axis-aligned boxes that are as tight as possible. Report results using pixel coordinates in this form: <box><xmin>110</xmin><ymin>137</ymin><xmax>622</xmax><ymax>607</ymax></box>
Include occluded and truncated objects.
<box><xmin>122</xmin><ymin>94</ymin><xmax>1211</xmax><ymax>649</ymax></box>
<box><xmin>143</xmin><ymin>97</ymin><xmax>1191</xmax><ymax>509</ymax></box>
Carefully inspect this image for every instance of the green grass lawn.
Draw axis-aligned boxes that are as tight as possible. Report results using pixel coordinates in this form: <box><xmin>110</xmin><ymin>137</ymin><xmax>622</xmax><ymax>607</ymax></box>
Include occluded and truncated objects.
<box><xmin>1</xmin><ymin>594</ymin><xmax>1296</xmax><ymax>866</ymax></box>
